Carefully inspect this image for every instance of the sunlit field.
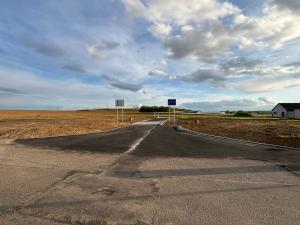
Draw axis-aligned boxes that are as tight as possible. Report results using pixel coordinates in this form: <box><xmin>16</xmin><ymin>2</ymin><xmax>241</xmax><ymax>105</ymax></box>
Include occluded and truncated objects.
<box><xmin>0</xmin><ymin>110</ymin><xmax>153</xmax><ymax>140</ymax></box>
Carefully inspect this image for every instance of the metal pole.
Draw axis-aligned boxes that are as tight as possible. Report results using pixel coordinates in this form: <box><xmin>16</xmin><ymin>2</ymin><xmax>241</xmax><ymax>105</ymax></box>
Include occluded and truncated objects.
<box><xmin>122</xmin><ymin>107</ymin><xmax>124</xmax><ymax>123</ymax></box>
<box><xmin>117</xmin><ymin>107</ymin><xmax>118</xmax><ymax>123</ymax></box>
<box><xmin>169</xmin><ymin>106</ymin><xmax>170</xmax><ymax>122</ymax></box>
<box><xmin>173</xmin><ymin>106</ymin><xmax>175</xmax><ymax>124</ymax></box>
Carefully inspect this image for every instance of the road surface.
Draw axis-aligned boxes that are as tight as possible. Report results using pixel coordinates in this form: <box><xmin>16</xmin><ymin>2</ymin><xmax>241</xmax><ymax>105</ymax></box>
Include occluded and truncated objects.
<box><xmin>0</xmin><ymin>119</ymin><xmax>299</xmax><ymax>225</ymax></box>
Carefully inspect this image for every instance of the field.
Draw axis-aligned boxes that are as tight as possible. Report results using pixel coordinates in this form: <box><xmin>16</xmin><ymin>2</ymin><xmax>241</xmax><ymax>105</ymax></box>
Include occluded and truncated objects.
<box><xmin>178</xmin><ymin>116</ymin><xmax>300</xmax><ymax>148</ymax></box>
<box><xmin>2</xmin><ymin>110</ymin><xmax>300</xmax><ymax>148</ymax></box>
<box><xmin>0</xmin><ymin>110</ymin><xmax>153</xmax><ymax>140</ymax></box>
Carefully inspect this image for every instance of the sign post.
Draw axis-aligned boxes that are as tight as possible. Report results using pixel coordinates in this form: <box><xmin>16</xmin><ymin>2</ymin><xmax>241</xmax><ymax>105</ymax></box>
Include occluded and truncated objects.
<box><xmin>115</xmin><ymin>99</ymin><xmax>125</xmax><ymax>123</ymax></box>
<box><xmin>167</xmin><ymin>99</ymin><xmax>176</xmax><ymax>124</ymax></box>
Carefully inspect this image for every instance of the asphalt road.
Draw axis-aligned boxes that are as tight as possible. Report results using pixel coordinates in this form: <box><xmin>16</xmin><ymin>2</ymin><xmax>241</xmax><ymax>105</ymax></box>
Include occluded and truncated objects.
<box><xmin>0</xmin><ymin>119</ymin><xmax>299</xmax><ymax>225</ymax></box>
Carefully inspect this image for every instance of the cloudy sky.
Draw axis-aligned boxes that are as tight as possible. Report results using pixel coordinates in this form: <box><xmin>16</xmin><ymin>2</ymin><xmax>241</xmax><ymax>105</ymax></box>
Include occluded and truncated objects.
<box><xmin>1</xmin><ymin>0</ymin><xmax>300</xmax><ymax>111</ymax></box>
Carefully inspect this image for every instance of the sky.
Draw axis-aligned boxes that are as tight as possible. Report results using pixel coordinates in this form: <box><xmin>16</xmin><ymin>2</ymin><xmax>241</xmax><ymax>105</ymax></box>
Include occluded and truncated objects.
<box><xmin>1</xmin><ymin>0</ymin><xmax>300</xmax><ymax>111</ymax></box>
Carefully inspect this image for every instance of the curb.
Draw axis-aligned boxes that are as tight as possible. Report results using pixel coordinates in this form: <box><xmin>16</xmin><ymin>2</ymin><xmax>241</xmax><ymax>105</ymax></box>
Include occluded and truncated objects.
<box><xmin>160</xmin><ymin>118</ymin><xmax>170</xmax><ymax>126</ymax></box>
<box><xmin>279</xmin><ymin>164</ymin><xmax>300</xmax><ymax>177</ymax></box>
<box><xmin>176</xmin><ymin>125</ymin><xmax>300</xmax><ymax>151</ymax></box>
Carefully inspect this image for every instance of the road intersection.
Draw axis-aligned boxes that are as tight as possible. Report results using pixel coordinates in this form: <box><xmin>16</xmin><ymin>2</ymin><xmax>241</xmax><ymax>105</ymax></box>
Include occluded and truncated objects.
<box><xmin>0</xmin><ymin>119</ymin><xmax>299</xmax><ymax>225</ymax></box>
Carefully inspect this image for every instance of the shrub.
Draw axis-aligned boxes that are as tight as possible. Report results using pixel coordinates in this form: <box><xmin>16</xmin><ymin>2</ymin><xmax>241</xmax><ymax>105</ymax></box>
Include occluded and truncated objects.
<box><xmin>233</xmin><ymin>111</ymin><xmax>253</xmax><ymax>117</ymax></box>
<box><xmin>139</xmin><ymin>106</ymin><xmax>169</xmax><ymax>112</ymax></box>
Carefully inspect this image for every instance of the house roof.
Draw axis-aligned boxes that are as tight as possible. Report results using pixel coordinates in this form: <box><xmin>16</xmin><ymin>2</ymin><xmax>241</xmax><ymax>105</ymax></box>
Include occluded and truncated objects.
<box><xmin>275</xmin><ymin>103</ymin><xmax>300</xmax><ymax>111</ymax></box>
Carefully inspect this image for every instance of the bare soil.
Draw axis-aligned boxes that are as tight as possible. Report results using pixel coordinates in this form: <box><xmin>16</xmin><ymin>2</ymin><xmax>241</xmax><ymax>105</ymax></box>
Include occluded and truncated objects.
<box><xmin>179</xmin><ymin>118</ymin><xmax>300</xmax><ymax>148</ymax></box>
<box><xmin>0</xmin><ymin>110</ymin><xmax>152</xmax><ymax>140</ymax></box>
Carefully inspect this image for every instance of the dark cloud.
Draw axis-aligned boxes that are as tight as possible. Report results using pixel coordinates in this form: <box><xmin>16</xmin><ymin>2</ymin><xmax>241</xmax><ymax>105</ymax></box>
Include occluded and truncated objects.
<box><xmin>221</xmin><ymin>57</ymin><xmax>262</xmax><ymax>71</ymax></box>
<box><xmin>110</xmin><ymin>82</ymin><xmax>142</xmax><ymax>92</ymax></box>
<box><xmin>101</xmin><ymin>41</ymin><xmax>120</xmax><ymax>49</ymax></box>
<box><xmin>62</xmin><ymin>63</ymin><xmax>86</xmax><ymax>73</ymax></box>
<box><xmin>272</xmin><ymin>0</ymin><xmax>300</xmax><ymax>14</ymax></box>
<box><xmin>102</xmin><ymin>74</ymin><xmax>142</xmax><ymax>92</ymax></box>
<box><xmin>0</xmin><ymin>87</ymin><xmax>27</xmax><ymax>95</ymax></box>
<box><xmin>182</xmin><ymin>68</ymin><xmax>226</xmax><ymax>84</ymax></box>
<box><xmin>284</xmin><ymin>61</ymin><xmax>300</xmax><ymax>67</ymax></box>
<box><xmin>181</xmin><ymin>57</ymin><xmax>264</xmax><ymax>86</ymax></box>
<box><xmin>24</xmin><ymin>38</ymin><xmax>66</xmax><ymax>57</ymax></box>
<box><xmin>0</xmin><ymin>86</ymin><xmax>49</xmax><ymax>99</ymax></box>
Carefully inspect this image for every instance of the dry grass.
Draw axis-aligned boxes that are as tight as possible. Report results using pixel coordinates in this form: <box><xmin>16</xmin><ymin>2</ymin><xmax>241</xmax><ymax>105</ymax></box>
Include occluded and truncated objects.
<box><xmin>179</xmin><ymin>118</ymin><xmax>300</xmax><ymax>148</ymax></box>
<box><xmin>0</xmin><ymin>110</ymin><xmax>152</xmax><ymax>140</ymax></box>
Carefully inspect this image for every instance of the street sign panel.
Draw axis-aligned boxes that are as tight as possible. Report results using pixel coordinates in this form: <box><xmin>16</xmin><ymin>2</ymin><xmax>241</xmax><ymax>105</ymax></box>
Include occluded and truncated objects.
<box><xmin>168</xmin><ymin>99</ymin><xmax>176</xmax><ymax>106</ymax></box>
<box><xmin>115</xmin><ymin>99</ymin><xmax>124</xmax><ymax>107</ymax></box>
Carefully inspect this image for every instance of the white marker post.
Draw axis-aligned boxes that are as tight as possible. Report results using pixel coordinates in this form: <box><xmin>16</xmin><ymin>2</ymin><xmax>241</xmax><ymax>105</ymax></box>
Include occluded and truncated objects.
<box><xmin>115</xmin><ymin>99</ymin><xmax>125</xmax><ymax>123</ymax></box>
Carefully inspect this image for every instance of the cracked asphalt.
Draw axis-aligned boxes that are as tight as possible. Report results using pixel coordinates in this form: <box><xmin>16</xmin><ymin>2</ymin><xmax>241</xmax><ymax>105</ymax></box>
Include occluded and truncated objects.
<box><xmin>0</xmin><ymin>118</ymin><xmax>299</xmax><ymax>225</ymax></box>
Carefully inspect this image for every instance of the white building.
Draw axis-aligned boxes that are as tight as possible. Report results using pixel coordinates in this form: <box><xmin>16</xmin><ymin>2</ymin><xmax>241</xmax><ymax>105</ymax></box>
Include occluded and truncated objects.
<box><xmin>271</xmin><ymin>103</ymin><xmax>300</xmax><ymax>119</ymax></box>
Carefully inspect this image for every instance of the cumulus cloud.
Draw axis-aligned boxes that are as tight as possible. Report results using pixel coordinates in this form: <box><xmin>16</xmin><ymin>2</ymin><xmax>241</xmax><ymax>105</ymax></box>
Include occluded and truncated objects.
<box><xmin>149</xmin><ymin>23</ymin><xmax>172</xmax><ymax>39</ymax></box>
<box><xmin>148</xmin><ymin>69</ymin><xmax>176</xmax><ymax>79</ymax></box>
<box><xmin>164</xmin><ymin>23</ymin><xmax>232</xmax><ymax>61</ymax></box>
<box><xmin>86</xmin><ymin>41</ymin><xmax>119</xmax><ymax>59</ymax></box>
<box><xmin>180</xmin><ymin>97</ymin><xmax>277</xmax><ymax>111</ymax></box>
<box><xmin>123</xmin><ymin>0</ymin><xmax>239</xmax><ymax>29</ymax></box>
<box><xmin>123</xmin><ymin>0</ymin><xmax>300</xmax><ymax>62</ymax></box>
<box><xmin>102</xmin><ymin>74</ymin><xmax>143</xmax><ymax>92</ymax></box>
<box><xmin>232</xmin><ymin>4</ymin><xmax>300</xmax><ymax>49</ymax></box>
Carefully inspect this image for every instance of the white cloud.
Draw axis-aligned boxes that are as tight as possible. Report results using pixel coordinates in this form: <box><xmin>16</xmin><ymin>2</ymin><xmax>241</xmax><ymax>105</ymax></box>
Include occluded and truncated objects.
<box><xmin>121</xmin><ymin>0</ymin><xmax>146</xmax><ymax>19</ymax></box>
<box><xmin>123</xmin><ymin>0</ymin><xmax>300</xmax><ymax>63</ymax></box>
<box><xmin>165</xmin><ymin>22</ymin><xmax>232</xmax><ymax>61</ymax></box>
<box><xmin>149</xmin><ymin>23</ymin><xmax>172</xmax><ymax>39</ymax></box>
<box><xmin>86</xmin><ymin>41</ymin><xmax>119</xmax><ymax>59</ymax></box>
<box><xmin>160</xmin><ymin>58</ymin><xmax>168</xmax><ymax>65</ymax></box>
<box><xmin>122</xmin><ymin>0</ymin><xmax>240</xmax><ymax>38</ymax></box>
<box><xmin>181</xmin><ymin>25</ymin><xmax>194</xmax><ymax>33</ymax></box>
<box><xmin>231</xmin><ymin>5</ymin><xmax>300</xmax><ymax>49</ymax></box>
<box><xmin>231</xmin><ymin>74</ymin><xmax>300</xmax><ymax>93</ymax></box>
<box><xmin>0</xmin><ymin>66</ymin><xmax>147</xmax><ymax>109</ymax></box>
<box><xmin>180</xmin><ymin>97</ymin><xmax>277</xmax><ymax>111</ymax></box>
<box><xmin>148</xmin><ymin>69</ymin><xmax>176</xmax><ymax>79</ymax></box>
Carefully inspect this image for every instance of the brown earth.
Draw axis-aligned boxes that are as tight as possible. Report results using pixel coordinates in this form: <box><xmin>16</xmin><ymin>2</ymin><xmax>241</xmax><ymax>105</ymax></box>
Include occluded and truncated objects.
<box><xmin>0</xmin><ymin>110</ymin><xmax>152</xmax><ymax>140</ymax></box>
<box><xmin>179</xmin><ymin>118</ymin><xmax>300</xmax><ymax>148</ymax></box>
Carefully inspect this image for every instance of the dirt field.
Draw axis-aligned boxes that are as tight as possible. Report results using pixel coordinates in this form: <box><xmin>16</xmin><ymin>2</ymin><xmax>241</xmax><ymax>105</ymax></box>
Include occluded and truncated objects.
<box><xmin>179</xmin><ymin>117</ymin><xmax>300</xmax><ymax>148</ymax></box>
<box><xmin>0</xmin><ymin>110</ymin><xmax>152</xmax><ymax>140</ymax></box>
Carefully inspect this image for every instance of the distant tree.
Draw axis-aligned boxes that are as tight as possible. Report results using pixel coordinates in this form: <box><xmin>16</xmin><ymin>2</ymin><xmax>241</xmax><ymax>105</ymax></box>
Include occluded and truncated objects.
<box><xmin>233</xmin><ymin>111</ymin><xmax>253</xmax><ymax>117</ymax></box>
<box><xmin>139</xmin><ymin>106</ymin><xmax>169</xmax><ymax>112</ymax></box>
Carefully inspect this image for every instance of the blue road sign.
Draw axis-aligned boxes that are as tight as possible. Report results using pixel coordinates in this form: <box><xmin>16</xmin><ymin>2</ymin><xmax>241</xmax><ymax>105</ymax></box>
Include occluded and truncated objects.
<box><xmin>168</xmin><ymin>99</ymin><xmax>176</xmax><ymax>106</ymax></box>
<box><xmin>115</xmin><ymin>99</ymin><xmax>124</xmax><ymax>107</ymax></box>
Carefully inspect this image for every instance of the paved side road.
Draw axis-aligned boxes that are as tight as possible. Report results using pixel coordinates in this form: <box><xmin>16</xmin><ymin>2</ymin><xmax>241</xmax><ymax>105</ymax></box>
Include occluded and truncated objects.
<box><xmin>0</xmin><ymin>119</ymin><xmax>299</xmax><ymax>225</ymax></box>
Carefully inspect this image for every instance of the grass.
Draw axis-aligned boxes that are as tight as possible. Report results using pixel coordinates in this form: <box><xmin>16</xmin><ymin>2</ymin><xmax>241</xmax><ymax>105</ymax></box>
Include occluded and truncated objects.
<box><xmin>177</xmin><ymin>114</ymin><xmax>277</xmax><ymax>120</ymax></box>
<box><xmin>178</xmin><ymin>117</ymin><xmax>300</xmax><ymax>148</ymax></box>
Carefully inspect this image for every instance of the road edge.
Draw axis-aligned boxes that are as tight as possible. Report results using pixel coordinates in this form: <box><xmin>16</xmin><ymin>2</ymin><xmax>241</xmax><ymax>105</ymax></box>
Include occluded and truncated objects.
<box><xmin>176</xmin><ymin>125</ymin><xmax>300</xmax><ymax>151</ymax></box>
